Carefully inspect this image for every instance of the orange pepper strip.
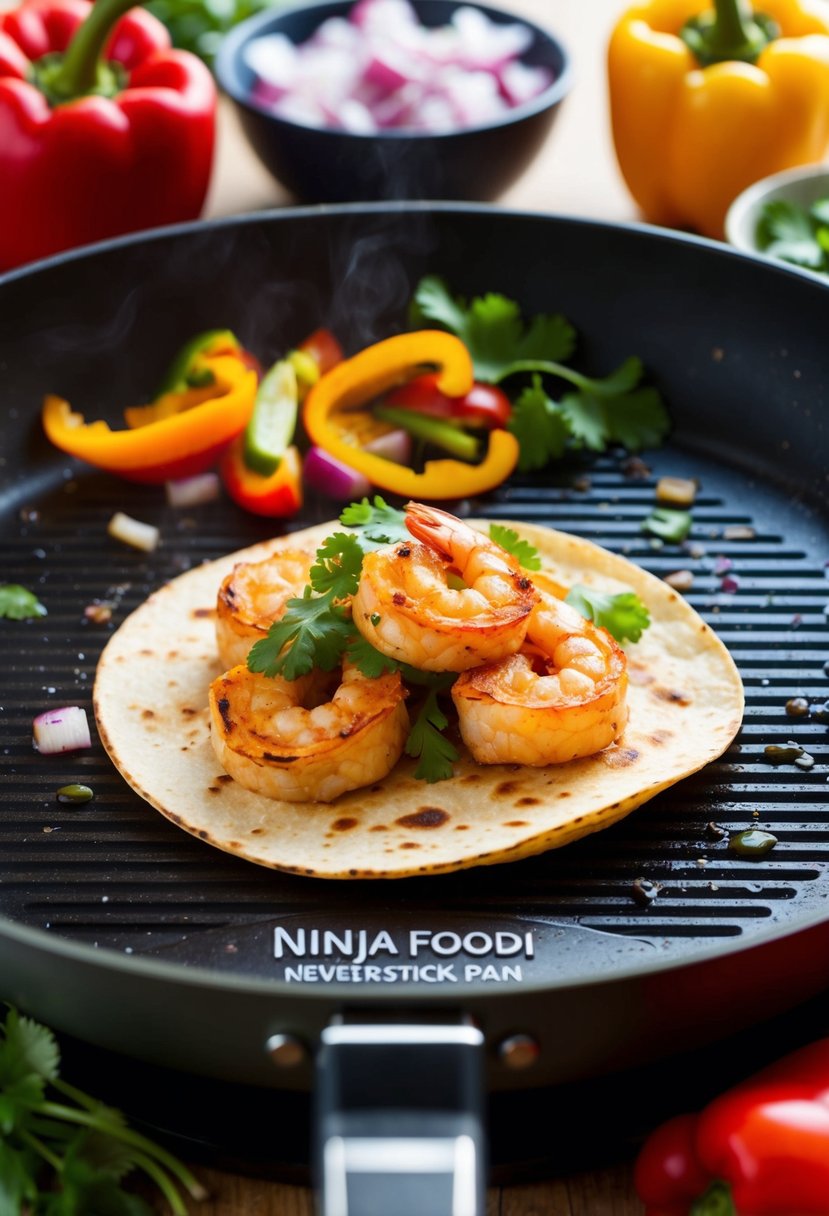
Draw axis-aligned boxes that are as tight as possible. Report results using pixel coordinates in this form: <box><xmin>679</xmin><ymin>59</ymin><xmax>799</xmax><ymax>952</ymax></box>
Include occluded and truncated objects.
<box><xmin>303</xmin><ymin>331</ymin><xmax>519</xmax><ymax>500</ymax></box>
<box><xmin>42</xmin><ymin>354</ymin><xmax>257</xmax><ymax>484</ymax></box>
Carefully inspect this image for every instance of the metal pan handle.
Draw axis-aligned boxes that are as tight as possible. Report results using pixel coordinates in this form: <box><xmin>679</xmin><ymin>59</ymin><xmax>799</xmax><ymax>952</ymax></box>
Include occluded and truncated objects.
<box><xmin>314</xmin><ymin>1017</ymin><xmax>486</xmax><ymax>1216</ymax></box>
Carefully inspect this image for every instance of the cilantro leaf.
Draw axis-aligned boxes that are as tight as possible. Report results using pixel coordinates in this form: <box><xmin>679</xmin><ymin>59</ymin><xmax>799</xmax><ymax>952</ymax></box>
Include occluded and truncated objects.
<box><xmin>565</xmin><ymin>585</ymin><xmax>651</xmax><ymax>644</ymax></box>
<box><xmin>247</xmin><ymin>588</ymin><xmax>355</xmax><ymax>679</ymax></box>
<box><xmin>757</xmin><ymin>199</ymin><xmax>825</xmax><ymax>269</ymax></box>
<box><xmin>404</xmin><ymin>685</ymin><xmax>459</xmax><ymax>782</ymax></box>
<box><xmin>411</xmin><ymin>276</ymin><xmax>575</xmax><ymax>381</ymax></box>
<box><xmin>339</xmin><ymin>496</ymin><xmax>409</xmax><ymax>549</ymax></box>
<box><xmin>309</xmin><ymin>532</ymin><xmax>364</xmax><ymax>598</ymax></box>
<box><xmin>0</xmin><ymin>584</ymin><xmax>46</xmax><ymax>620</ymax></box>
<box><xmin>348</xmin><ymin>635</ymin><xmax>401</xmax><ymax>678</ymax></box>
<box><xmin>604</xmin><ymin>386</ymin><xmax>671</xmax><ymax>451</ymax></box>
<box><xmin>508</xmin><ymin>377</ymin><xmax>569</xmax><ymax>470</ymax></box>
<box><xmin>560</xmin><ymin>390</ymin><xmax>609</xmax><ymax>451</ymax></box>
<box><xmin>0</xmin><ymin>1007</ymin><xmax>204</xmax><ymax>1215</ymax></box>
<box><xmin>488</xmin><ymin>524</ymin><xmax>541</xmax><ymax>570</ymax></box>
<box><xmin>0</xmin><ymin>1140</ymin><xmax>37</xmax><ymax>1216</ymax></box>
<box><xmin>642</xmin><ymin>507</ymin><xmax>692</xmax><ymax>542</ymax></box>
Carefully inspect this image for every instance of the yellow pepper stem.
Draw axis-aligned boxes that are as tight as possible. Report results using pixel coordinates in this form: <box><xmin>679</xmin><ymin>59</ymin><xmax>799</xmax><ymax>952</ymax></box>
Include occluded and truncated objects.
<box><xmin>681</xmin><ymin>0</ymin><xmax>779</xmax><ymax>64</ymax></box>
<box><xmin>303</xmin><ymin>331</ymin><xmax>519</xmax><ymax>500</ymax></box>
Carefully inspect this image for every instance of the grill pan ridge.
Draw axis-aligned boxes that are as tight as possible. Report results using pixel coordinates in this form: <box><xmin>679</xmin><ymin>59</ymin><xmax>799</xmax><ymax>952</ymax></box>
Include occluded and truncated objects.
<box><xmin>1</xmin><ymin>206</ymin><xmax>829</xmax><ymax>1093</ymax></box>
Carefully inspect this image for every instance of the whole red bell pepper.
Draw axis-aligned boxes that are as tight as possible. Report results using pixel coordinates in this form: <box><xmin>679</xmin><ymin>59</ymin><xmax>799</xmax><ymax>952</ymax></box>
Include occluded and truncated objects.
<box><xmin>635</xmin><ymin>1037</ymin><xmax>829</xmax><ymax>1215</ymax></box>
<box><xmin>0</xmin><ymin>0</ymin><xmax>215</xmax><ymax>271</ymax></box>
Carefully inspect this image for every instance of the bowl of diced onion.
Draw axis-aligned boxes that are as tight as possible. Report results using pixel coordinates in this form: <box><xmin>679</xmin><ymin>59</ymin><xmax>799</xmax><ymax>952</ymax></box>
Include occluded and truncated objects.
<box><xmin>215</xmin><ymin>0</ymin><xmax>571</xmax><ymax>202</ymax></box>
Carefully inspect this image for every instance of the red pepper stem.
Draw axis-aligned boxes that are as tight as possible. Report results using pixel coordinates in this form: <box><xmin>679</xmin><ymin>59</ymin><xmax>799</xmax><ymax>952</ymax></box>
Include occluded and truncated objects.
<box><xmin>36</xmin><ymin>0</ymin><xmax>140</xmax><ymax>102</ymax></box>
<box><xmin>680</xmin><ymin>0</ymin><xmax>778</xmax><ymax>65</ymax></box>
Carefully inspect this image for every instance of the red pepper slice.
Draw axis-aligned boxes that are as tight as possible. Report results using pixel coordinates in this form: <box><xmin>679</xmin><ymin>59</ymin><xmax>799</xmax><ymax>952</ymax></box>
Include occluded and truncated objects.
<box><xmin>297</xmin><ymin>328</ymin><xmax>344</xmax><ymax>377</ymax></box>
<box><xmin>221</xmin><ymin>437</ymin><xmax>303</xmax><ymax>517</ymax></box>
<box><xmin>384</xmin><ymin>372</ymin><xmax>512</xmax><ymax>429</ymax></box>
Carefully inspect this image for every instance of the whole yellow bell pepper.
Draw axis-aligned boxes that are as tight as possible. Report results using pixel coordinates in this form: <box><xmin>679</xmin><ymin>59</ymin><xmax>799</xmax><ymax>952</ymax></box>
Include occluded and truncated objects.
<box><xmin>303</xmin><ymin>330</ymin><xmax>520</xmax><ymax>500</ymax></box>
<box><xmin>608</xmin><ymin>0</ymin><xmax>829</xmax><ymax>238</ymax></box>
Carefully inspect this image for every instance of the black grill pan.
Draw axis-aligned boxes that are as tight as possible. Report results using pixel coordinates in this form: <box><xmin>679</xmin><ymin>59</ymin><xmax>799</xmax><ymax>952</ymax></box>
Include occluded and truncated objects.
<box><xmin>2</xmin><ymin>205</ymin><xmax>829</xmax><ymax>1204</ymax></box>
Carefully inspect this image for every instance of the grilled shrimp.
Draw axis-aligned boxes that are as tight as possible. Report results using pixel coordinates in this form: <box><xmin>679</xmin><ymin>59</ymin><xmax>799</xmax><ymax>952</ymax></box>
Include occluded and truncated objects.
<box><xmin>452</xmin><ymin>572</ymin><xmax>628</xmax><ymax>765</ymax></box>
<box><xmin>216</xmin><ymin>549</ymin><xmax>314</xmax><ymax>668</ymax></box>
<box><xmin>352</xmin><ymin>502</ymin><xmax>538</xmax><ymax>672</ymax></box>
<box><xmin>209</xmin><ymin>659</ymin><xmax>409</xmax><ymax>802</ymax></box>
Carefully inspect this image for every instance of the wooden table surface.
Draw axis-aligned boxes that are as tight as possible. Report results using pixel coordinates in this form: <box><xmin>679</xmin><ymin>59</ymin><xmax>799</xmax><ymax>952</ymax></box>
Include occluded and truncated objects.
<box><xmin>196</xmin><ymin>1</ymin><xmax>642</xmax><ymax>1211</ymax></box>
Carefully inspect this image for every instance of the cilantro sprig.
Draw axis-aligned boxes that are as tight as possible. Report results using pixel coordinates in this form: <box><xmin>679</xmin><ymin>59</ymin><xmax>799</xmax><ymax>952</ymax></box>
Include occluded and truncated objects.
<box><xmin>411</xmin><ymin>276</ymin><xmax>670</xmax><ymax>471</ymax></box>
<box><xmin>400</xmin><ymin>669</ymin><xmax>460</xmax><ymax>783</ymax></box>
<box><xmin>565</xmin><ymin>585</ymin><xmax>651</xmax><ymax>644</ymax></box>
<box><xmin>0</xmin><ymin>1006</ymin><xmax>205</xmax><ymax>1215</ymax></box>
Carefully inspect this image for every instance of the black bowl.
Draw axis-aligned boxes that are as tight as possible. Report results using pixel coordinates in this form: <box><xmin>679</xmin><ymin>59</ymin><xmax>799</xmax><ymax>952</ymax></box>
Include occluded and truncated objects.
<box><xmin>215</xmin><ymin>0</ymin><xmax>571</xmax><ymax>203</ymax></box>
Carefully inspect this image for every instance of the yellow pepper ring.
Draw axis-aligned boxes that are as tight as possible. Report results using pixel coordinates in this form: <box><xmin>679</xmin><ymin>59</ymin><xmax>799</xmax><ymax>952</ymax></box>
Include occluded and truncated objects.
<box><xmin>42</xmin><ymin>354</ymin><xmax>257</xmax><ymax>473</ymax></box>
<box><xmin>303</xmin><ymin>330</ymin><xmax>520</xmax><ymax>500</ymax></box>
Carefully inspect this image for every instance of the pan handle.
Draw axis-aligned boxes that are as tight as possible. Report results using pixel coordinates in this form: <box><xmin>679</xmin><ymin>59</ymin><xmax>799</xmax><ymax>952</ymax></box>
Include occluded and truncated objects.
<box><xmin>314</xmin><ymin>1016</ymin><xmax>486</xmax><ymax>1216</ymax></box>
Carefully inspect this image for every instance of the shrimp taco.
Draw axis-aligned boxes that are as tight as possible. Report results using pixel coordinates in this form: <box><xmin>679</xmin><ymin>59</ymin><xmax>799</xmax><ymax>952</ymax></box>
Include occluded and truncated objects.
<box><xmin>93</xmin><ymin>504</ymin><xmax>744</xmax><ymax>879</ymax></box>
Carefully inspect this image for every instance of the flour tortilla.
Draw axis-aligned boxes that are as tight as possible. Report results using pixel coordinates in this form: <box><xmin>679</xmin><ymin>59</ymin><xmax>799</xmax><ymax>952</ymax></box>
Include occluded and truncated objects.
<box><xmin>93</xmin><ymin>520</ymin><xmax>744</xmax><ymax>879</ymax></box>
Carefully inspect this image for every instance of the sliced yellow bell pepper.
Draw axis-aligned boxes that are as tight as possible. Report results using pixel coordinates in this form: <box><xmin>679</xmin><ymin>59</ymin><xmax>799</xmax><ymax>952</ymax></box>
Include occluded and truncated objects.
<box><xmin>42</xmin><ymin>354</ymin><xmax>258</xmax><ymax>484</ymax></box>
<box><xmin>608</xmin><ymin>0</ymin><xmax>829</xmax><ymax>238</ymax></box>
<box><xmin>302</xmin><ymin>330</ymin><xmax>519</xmax><ymax>500</ymax></box>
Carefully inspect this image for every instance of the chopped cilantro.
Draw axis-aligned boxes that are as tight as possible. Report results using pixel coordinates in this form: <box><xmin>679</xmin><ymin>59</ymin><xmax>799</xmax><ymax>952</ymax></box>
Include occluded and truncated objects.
<box><xmin>488</xmin><ymin>524</ymin><xmax>541</xmax><ymax>570</ymax></box>
<box><xmin>642</xmin><ymin>507</ymin><xmax>692</xmax><ymax>543</ymax></box>
<box><xmin>756</xmin><ymin>198</ymin><xmax>829</xmax><ymax>272</ymax></box>
<box><xmin>0</xmin><ymin>584</ymin><xmax>46</xmax><ymax>620</ymax></box>
<box><xmin>404</xmin><ymin>681</ymin><xmax>460</xmax><ymax>783</ymax></box>
<box><xmin>339</xmin><ymin>496</ymin><xmax>409</xmax><ymax>549</ymax></box>
<box><xmin>565</xmin><ymin>585</ymin><xmax>651</xmax><ymax>644</ymax></box>
<box><xmin>0</xmin><ymin>1006</ymin><xmax>204</xmax><ymax>1214</ymax></box>
<box><xmin>247</xmin><ymin>587</ymin><xmax>355</xmax><ymax>680</ymax></box>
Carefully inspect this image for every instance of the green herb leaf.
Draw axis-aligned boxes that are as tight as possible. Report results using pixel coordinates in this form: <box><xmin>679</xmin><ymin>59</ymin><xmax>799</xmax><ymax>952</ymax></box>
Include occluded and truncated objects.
<box><xmin>642</xmin><ymin>507</ymin><xmax>693</xmax><ymax>542</ymax></box>
<box><xmin>411</xmin><ymin>276</ymin><xmax>576</xmax><ymax>381</ymax></box>
<box><xmin>604</xmin><ymin>386</ymin><xmax>671</xmax><ymax>451</ymax></box>
<box><xmin>339</xmin><ymin>496</ymin><xmax>409</xmax><ymax>549</ymax></box>
<box><xmin>247</xmin><ymin>588</ymin><xmax>355</xmax><ymax>680</ymax></box>
<box><xmin>0</xmin><ymin>1140</ymin><xmax>37</xmax><ymax>1216</ymax></box>
<box><xmin>404</xmin><ymin>684</ymin><xmax>459</xmax><ymax>783</ymax></box>
<box><xmin>309</xmin><ymin>532</ymin><xmax>365</xmax><ymax>599</ymax></box>
<box><xmin>565</xmin><ymin>585</ymin><xmax>651</xmax><ymax>644</ymax></box>
<box><xmin>0</xmin><ymin>584</ymin><xmax>46</xmax><ymax>620</ymax></box>
<box><xmin>507</xmin><ymin>376</ymin><xmax>569</xmax><ymax>470</ymax></box>
<box><xmin>488</xmin><ymin>524</ymin><xmax>541</xmax><ymax>570</ymax></box>
<box><xmin>757</xmin><ymin>199</ymin><xmax>825</xmax><ymax>270</ymax></box>
<box><xmin>348</xmin><ymin>635</ymin><xmax>401</xmax><ymax>678</ymax></box>
<box><xmin>559</xmin><ymin>390</ymin><xmax>609</xmax><ymax>451</ymax></box>
<box><xmin>0</xmin><ymin>1008</ymin><xmax>60</xmax><ymax>1089</ymax></box>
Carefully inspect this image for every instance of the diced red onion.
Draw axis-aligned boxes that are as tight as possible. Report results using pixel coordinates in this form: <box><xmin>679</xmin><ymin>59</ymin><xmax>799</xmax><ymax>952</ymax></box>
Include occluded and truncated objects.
<box><xmin>303</xmin><ymin>446</ymin><xmax>372</xmax><ymax>500</ymax></box>
<box><xmin>33</xmin><ymin>706</ymin><xmax>91</xmax><ymax>754</ymax></box>
<box><xmin>245</xmin><ymin>0</ymin><xmax>552</xmax><ymax>134</ymax></box>
<box><xmin>364</xmin><ymin>427</ymin><xmax>412</xmax><ymax>463</ymax></box>
<box><xmin>165</xmin><ymin>471</ymin><xmax>221</xmax><ymax>509</ymax></box>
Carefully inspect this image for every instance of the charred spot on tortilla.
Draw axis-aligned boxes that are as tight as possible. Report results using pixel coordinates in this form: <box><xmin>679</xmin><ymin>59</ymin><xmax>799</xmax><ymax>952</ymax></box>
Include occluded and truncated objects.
<box><xmin>654</xmin><ymin>686</ymin><xmax>692</xmax><ymax>705</ymax></box>
<box><xmin>192</xmin><ymin>605</ymin><xmax>215</xmax><ymax>618</ymax></box>
<box><xmin>396</xmin><ymin>809</ymin><xmax>450</xmax><ymax>829</ymax></box>
<box><xmin>332</xmin><ymin>817</ymin><xmax>359</xmax><ymax>831</ymax></box>
<box><xmin>93</xmin><ymin>516</ymin><xmax>744</xmax><ymax>879</ymax></box>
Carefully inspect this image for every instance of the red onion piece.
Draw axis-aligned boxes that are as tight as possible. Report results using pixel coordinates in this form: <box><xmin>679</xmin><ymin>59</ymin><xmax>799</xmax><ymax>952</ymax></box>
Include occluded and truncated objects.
<box><xmin>165</xmin><ymin>472</ymin><xmax>221</xmax><ymax>508</ymax></box>
<box><xmin>33</xmin><ymin>706</ymin><xmax>92</xmax><ymax>754</ymax></box>
<box><xmin>303</xmin><ymin>447</ymin><xmax>372</xmax><ymax>500</ymax></box>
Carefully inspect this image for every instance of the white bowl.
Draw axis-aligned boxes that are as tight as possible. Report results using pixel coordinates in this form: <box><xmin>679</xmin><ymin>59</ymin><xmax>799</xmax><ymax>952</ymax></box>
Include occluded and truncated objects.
<box><xmin>725</xmin><ymin>163</ymin><xmax>829</xmax><ymax>279</ymax></box>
